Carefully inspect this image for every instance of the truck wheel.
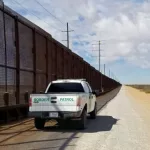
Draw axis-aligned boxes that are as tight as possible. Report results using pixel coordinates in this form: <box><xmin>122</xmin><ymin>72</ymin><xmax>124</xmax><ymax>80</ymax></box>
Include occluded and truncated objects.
<box><xmin>78</xmin><ymin>109</ymin><xmax>87</xmax><ymax>130</ymax></box>
<box><xmin>34</xmin><ymin>118</ymin><xmax>45</xmax><ymax>130</ymax></box>
<box><xmin>90</xmin><ymin>103</ymin><xmax>97</xmax><ymax>119</ymax></box>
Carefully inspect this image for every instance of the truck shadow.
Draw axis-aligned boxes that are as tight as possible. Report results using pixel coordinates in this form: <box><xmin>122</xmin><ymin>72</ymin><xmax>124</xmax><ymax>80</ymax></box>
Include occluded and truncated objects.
<box><xmin>43</xmin><ymin>115</ymin><xmax>119</xmax><ymax>133</ymax></box>
<box><xmin>0</xmin><ymin>115</ymin><xmax>119</xmax><ymax>149</ymax></box>
<box><xmin>41</xmin><ymin>116</ymin><xmax>119</xmax><ymax>150</ymax></box>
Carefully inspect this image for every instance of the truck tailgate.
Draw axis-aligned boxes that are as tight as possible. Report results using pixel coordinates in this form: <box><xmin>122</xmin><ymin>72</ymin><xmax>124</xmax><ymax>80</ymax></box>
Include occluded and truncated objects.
<box><xmin>29</xmin><ymin>94</ymin><xmax>80</xmax><ymax>112</ymax></box>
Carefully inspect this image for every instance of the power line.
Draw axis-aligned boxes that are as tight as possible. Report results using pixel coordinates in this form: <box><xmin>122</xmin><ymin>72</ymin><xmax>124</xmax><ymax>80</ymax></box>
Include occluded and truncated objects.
<box><xmin>68</xmin><ymin>35</ymin><xmax>93</xmax><ymax>57</ymax></box>
<box><xmin>35</xmin><ymin>0</ymin><xmax>75</xmax><ymax>32</ymax></box>
<box><xmin>11</xmin><ymin>0</ymin><xmax>93</xmax><ymax>64</ymax></box>
<box><xmin>13</xmin><ymin>0</ymin><xmax>93</xmax><ymax>62</ymax></box>
<box><xmin>11</xmin><ymin>0</ymin><xmax>62</xmax><ymax>31</ymax></box>
<box><xmin>33</xmin><ymin>1</ymin><xmax>89</xmax><ymax>53</ymax></box>
<box><xmin>34</xmin><ymin>0</ymin><xmax>66</xmax><ymax>26</ymax></box>
<box><xmin>34</xmin><ymin>0</ymin><xmax>91</xmax><ymax>55</ymax></box>
<box><xmin>32</xmin><ymin>0</ymin><xmax>92</xmax><ymax>50</ymax></box>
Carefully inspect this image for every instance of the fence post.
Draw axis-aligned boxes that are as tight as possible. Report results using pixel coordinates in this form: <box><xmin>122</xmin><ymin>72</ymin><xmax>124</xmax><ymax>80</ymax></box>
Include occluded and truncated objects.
<box><xmin>56</xmin><ymin>43</ymin><xmax>58</xmax><ymax>80</ymax></box>
<box><xmin>46</xmin><ymin>36</ymin><xmax>48</xmax><ymax>85</ymax></box>
<box><xmin>33</xmin><ymin>28</ymin><xmax>36</xmax><ymax>93</ymax></box>
<box><xmin>49</xmin><ymin>38</ymin><xmax>52</xmax><ymax>82</ymax></box>
<box><xmin>15</xmin><ymin>16</ymin><xmax>20</xmax><ymax>104</ymax></box>
<box><xmin>2</xmin><ymin>1</ymin><xmax>7</xmax><ymax>92</ymax></box>
<box><xmin>62</xmin><ymin>48</ymin><xmax>64</xmax><ymax>79</ymax></box>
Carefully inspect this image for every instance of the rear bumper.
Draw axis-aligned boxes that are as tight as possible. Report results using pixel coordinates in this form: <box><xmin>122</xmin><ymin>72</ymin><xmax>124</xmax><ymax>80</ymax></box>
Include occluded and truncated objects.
<box><xmin>28</xmin><ymin>111</ymin><xmax>82</xmax><ymax>119</ymax></box>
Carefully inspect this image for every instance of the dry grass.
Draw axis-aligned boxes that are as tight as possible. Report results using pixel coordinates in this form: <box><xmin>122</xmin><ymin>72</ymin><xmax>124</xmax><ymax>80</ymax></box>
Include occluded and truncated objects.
<box><xmin>126</xmin><ymin>85</ymin><xmax>150</xmax><ymax>93</ymax></box>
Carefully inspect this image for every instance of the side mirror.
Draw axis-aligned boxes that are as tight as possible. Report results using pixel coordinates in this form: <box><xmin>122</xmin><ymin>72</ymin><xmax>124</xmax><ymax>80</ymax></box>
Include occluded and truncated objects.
<box><xmin>92</xmin><ymin>90</ymin><xmax>97</xmax><ymax>96</ymax></box>
<box><xmin>92</xmin><ymin>90</ymin><xmax>100</xmax><ymax>97</ymax></box>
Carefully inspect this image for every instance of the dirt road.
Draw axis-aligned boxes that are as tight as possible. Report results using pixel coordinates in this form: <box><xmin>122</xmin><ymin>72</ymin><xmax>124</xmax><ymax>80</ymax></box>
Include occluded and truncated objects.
<box><xmin>0</xmin><ymin>86</ymin><xmax>150</xmax><ymax>150</ymax></box>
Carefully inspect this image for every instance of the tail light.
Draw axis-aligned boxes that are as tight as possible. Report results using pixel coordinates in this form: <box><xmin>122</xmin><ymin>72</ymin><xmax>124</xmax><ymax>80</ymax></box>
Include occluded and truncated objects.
<box><xmin>77</xmin><ymin>97</ymin><xmax>81</xmax><ymax>106</ymax></box>
<box><xmin>29</xmin><ymin>98</ymin><xmax>32</xmax><ymax>107</ymax></box>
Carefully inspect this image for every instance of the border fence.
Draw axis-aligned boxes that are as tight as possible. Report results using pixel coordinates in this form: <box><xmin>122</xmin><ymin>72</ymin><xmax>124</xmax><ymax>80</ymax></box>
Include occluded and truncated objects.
<box><xmin>0</xmin><ymin>2</ymin><xmax>121</xmax><ymax>123</ymax></box>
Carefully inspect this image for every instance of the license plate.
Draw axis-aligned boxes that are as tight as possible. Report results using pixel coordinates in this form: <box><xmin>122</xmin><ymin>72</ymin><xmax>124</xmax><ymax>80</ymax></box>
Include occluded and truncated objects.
<box><xmin>49</xmin><ymin>112</ymin><xmax>58</xmax><ymax>118</ymax></box>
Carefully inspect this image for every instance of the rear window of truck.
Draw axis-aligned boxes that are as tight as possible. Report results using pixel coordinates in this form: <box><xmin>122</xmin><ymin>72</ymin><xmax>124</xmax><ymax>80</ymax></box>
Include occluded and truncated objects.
<box><xmin>47</xmin><ymin>83</ymin><xmax>84</xmax><ymax>93</ymax></box>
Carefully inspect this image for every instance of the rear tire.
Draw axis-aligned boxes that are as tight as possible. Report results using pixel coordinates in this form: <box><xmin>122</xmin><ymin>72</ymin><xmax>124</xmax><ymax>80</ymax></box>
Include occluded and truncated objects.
<box><xmin>78</xmin><ymin>109</ymin><xmax>87</xmax><ymax>130</ymax></box>
<box><xmin>34</xmin><ymin>118</ymin><xmax>45</xmax><ymax>130</ymax></box>
<box><xmin>90</xmin><ymin>103</ymin><xmax>97</xmax><ymax>119</ymax></box>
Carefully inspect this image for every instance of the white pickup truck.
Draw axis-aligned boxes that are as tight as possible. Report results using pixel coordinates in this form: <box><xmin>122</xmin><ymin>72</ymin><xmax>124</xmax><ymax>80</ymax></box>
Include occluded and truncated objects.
<box><xmin>29</xmin><ymin>79</ymin><xmax>97</xmax><ymax>129</ymax></box>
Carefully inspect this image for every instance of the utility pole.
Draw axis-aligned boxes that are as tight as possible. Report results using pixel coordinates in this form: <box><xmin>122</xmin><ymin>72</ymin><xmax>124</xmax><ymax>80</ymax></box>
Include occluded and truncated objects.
<box><xmin>98</xmin><ymin>41</ymin><xmax>103</xmax><ymax>92</ymax></box>
<box><xmin>67</xmin><ymin>23</ymin><xmax>69</xmax><ymax>48</ymax></box>
<box><xmin>92</xmin><ymin>40</ymin><xmax>103</xmax><ymax>92</ymax></box>
<box><xmin>99</xmin><ymin>41</ymin><xmax>101</xmax><ymax>72</ymax></box>
<box><xmin>104</xmin><ymin>64</ymin><xmax>105</xmax><ymax>75</ymax></box>
<box><xmin>62</xmin><ymin>22</ymin><xmax>74</xmax><ymax>49</ymax></box>
<box><xmin>92</xmin><ymin>40</ymin><xmax>102</xmax><ymax>72</ymax></box>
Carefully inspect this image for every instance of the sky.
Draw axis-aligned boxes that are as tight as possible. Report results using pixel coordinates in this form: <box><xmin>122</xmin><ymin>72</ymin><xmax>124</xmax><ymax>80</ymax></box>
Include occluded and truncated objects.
<box><xmin>3</xmin><ymin>0</ymin><xmax>150</xmax><ymax>84</ymax></box>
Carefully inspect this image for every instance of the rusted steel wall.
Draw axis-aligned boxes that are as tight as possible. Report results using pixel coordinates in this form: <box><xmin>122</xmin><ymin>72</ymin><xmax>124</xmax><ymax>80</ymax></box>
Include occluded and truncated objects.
<box><xmin>0</xmin><ymin>4</ymin><xmax>121</xmax><ymax>109</ymax></box>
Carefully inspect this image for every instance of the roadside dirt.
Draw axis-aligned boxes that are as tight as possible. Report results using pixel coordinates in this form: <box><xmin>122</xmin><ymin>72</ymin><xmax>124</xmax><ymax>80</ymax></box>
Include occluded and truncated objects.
<box><xmin>126</xmin><ymin>86</ymin><xmax>150</xmax><ymax>106</ymax></box>
<box><xmin>125</xmin><ymin>86</ymin><xmax>150</xmax><ymax>124</ymax></box>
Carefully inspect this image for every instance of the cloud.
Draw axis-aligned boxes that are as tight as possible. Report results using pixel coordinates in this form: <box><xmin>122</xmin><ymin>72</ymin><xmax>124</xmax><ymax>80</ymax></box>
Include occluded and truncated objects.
<box><xmin>3</xmin><ymin>0</ymin><xmax>150</xmax><ymax>71</ymax></box>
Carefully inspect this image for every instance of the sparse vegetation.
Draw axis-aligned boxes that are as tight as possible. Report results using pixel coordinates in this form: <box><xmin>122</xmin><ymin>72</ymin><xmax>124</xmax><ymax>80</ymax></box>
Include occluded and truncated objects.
<box><xmin>127</xmin><ymin>85</ymin><xmax>150</xmax><ymax>93</ymax></box>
